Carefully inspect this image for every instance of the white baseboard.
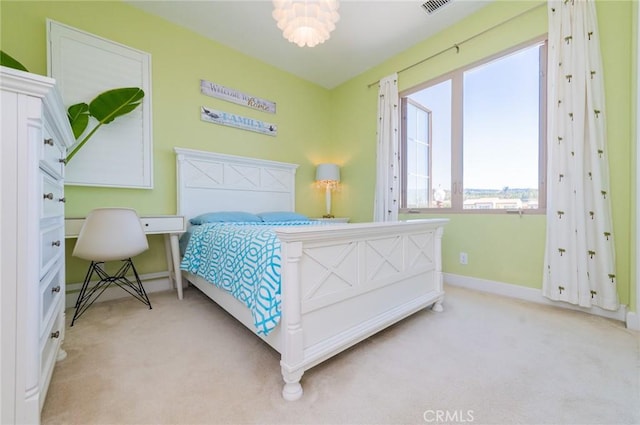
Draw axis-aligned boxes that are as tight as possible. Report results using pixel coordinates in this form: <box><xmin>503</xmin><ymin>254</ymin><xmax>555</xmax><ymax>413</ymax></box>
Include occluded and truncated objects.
<box><xmin>443</xmin><ymin>273</ymin><xmax>634</xmax><ymax>328</ymax></box>
<box><xmin>65</xmin><ymin>272</ymin><xmax>175</xmax><ymax>310</ymax></box>
<box><xmin>626</xmin><ymin>311</ymin><xmax>640</xmax><ymax>331</ymax></box>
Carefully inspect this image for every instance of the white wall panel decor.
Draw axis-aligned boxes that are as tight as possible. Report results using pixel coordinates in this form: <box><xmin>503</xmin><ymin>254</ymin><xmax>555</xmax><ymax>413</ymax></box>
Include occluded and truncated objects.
<box><xmin>47</xmin><ymin>19</ymin><xmax>153</xmax><ymax>188</ymax></box>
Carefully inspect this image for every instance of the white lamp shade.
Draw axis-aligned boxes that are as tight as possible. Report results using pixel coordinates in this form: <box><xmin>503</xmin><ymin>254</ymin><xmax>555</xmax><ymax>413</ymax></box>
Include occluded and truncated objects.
<box><xmin>316</xmin><ymin>163</ymin><xmax>340</xmax><ymax>182</ymax></box>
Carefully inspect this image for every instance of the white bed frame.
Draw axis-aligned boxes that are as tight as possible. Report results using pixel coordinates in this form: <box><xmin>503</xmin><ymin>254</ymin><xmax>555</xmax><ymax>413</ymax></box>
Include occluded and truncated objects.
<box><xmin>175</xmin><ymin>147</ymin><xmax>448</xmax><ymax>401</ymax></box>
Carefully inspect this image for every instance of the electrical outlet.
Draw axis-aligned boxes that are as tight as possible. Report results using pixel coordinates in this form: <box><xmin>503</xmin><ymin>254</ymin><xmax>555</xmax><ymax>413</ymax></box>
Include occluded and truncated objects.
<box><xmin>459</xmin><ymin>252</ymin><xmax>468</xmax><ymax>265</ymax></box>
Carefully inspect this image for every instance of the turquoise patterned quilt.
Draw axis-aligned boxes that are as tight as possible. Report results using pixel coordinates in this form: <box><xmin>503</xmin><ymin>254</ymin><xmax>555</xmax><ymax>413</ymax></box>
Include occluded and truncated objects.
<box><xmin>180</xmin><ymin>221</ymin><xmax>314</xmax><ymax>335</ymax></box>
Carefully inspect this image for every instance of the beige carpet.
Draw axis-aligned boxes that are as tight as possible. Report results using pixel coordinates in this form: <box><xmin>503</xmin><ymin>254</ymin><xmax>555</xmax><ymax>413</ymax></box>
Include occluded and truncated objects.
<box><xmin>42</xmin><ymin>285</ymin><xmax>639</xmax><ymax>425</ymax></box>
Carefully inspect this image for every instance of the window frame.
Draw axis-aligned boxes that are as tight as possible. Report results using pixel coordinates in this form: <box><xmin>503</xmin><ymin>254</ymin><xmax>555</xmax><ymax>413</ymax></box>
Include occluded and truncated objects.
<box><xmin>401</xmin><ymin>98</ymin><xmax>434</xmax><ymax>209</ymax></box>
<box><xmin>399</xmin><ymin>36</ymin><xmax>548</xmax><ymax>215</ymax></box>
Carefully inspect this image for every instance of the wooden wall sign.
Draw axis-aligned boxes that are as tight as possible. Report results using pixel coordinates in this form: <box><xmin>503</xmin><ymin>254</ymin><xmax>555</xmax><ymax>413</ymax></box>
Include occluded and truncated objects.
<box><xmin>201</xmin><ymin>106</ymin><xmax>277</xmax><ymax>136</ymax></box>
<box><xmin>200</xmin><ymin>80</ymin><xmax>276</xmax><ymax>114</ymax></box>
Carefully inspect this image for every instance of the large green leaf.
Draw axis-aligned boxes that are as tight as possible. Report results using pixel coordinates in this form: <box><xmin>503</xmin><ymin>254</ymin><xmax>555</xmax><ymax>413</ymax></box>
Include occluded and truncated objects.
<box><xmin>67</xmin><ymin>103</ymin><xmax>90</xmax><ymax>139</ymax></box>
<box><xmin>66</xmin><ymin>87</ymin><xmax>144</xmax><ymax>162</ymax></box>
<box><xmin>0</xmin><ymin>51</ymin><xmax>28</xmax><ymax>72</ymax></box>
<box><xmin>88</xmin><ymin>87</ymin><xmax>144</xmax><ymax>125</ymax></box>
<box><xmin>66</xmin><ymin>87</ymin><xmax>145</xmax><ymax>162</ymax></box>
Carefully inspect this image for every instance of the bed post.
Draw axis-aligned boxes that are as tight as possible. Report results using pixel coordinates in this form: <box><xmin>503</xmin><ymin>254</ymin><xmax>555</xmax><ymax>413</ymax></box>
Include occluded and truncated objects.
<box><xmin>432</xmin><ymin>225</ymin><xmax>445</xmax><ymax>313</ymax></box>
<box><xmin>279</xmin><ymin>240</ymin><xmax>305</xmax><ymax>401</ymax></box>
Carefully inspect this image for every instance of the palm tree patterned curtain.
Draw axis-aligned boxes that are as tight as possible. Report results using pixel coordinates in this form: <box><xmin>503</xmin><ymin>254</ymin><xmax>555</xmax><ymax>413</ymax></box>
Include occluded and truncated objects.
<box><xmin>543</xmin><ymin>0</ymin><xmax>618</xmax><ymax>310</ymax></box>
<box><xmin>373</xmin><ymin>73</ymin><xmax>400</xmax><ymax>222</ymax></box>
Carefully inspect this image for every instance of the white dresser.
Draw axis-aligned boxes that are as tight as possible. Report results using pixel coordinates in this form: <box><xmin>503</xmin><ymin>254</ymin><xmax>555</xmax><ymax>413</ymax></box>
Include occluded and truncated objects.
<box><xmin>1</xmin><ymin>66</ymin><xmax>74</xmax><ymax>424</ymax></box>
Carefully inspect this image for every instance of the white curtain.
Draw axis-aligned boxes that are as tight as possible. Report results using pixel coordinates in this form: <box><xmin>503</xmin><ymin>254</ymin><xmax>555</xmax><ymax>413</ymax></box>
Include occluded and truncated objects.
<box><xmin>373</xmin><ymin>73</ymin><xmax>399</xmax><ymax>222</ymax></box>
<box><xmin>543</xmin><ymin>0</ymin><xmax>618</xmax><ymax>310</ymax></box>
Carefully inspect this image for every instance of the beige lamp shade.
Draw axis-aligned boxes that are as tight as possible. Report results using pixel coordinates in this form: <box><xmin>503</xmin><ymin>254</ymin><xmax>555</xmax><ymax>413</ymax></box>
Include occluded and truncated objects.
<box><xmin>316</xmin><ymin>163</ymin><xmax>340</xmax><ymax>182</ymax></box>
<box><xmin>316</xmin><ymin>163</ymin><xmax>340</xmax><ymax>217</ymax></box>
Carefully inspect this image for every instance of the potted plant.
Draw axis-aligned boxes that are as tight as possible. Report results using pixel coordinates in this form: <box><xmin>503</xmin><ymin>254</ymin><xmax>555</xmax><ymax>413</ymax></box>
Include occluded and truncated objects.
<box><xmin>65</xmin><ymin>88</ymin><xmax>144</xmax><ymax>162</ymax></box>
<box><xmin>1</xmin><ymin>50</ymin><xmax>144</xmax><ymax>163</ymax></box>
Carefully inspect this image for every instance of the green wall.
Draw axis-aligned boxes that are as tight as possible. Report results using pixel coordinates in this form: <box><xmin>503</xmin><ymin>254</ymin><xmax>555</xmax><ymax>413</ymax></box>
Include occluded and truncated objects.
<box><xmin>329</xmin><ymin>0</ymin><xmax>635</xmax><ymax>310</ymax></box>
<box><xmin>1</xmin><ymin>0</ymin><xmax>335</xmax><ymax>283</ymax></box>
<box><xmin>1</xmin><ymin>1</ymin><xmax>635</xmax><ymax>312</ymax></box>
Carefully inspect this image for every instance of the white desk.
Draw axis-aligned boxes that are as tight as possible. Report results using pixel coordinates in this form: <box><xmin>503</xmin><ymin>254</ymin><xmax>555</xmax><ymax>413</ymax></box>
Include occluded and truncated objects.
<box><xmin>65</xmin><ymin>215</ymin><xmax>187</xmax><ymax>299</ymax></box>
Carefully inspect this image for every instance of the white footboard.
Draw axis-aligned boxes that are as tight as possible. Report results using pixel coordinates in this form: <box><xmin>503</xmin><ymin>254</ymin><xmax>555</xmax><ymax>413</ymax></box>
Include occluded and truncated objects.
<box><xmin>275</xmin><ymin>219</ymin><xmax>447</xmax><ymax>400</ymax></box>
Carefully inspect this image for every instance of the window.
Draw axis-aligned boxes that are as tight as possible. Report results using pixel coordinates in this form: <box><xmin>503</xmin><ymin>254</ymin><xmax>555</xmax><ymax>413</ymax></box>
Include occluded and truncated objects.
<box><xmin>404</xmin><ymin>99</ymin><xmax>433</xmax><ymax>208</ymax></box>
<box><xmin>400</xmin><ymin>39</ymin><xmax>547</xmax><ymax>213</ymax></box>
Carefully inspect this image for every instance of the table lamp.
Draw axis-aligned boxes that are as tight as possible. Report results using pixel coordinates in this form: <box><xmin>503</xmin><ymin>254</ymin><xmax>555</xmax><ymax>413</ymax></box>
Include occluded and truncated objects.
<box><xmin>316</xmin><ymin>163</ymin><xmax>340</xmax><ymax>218</ymax></box>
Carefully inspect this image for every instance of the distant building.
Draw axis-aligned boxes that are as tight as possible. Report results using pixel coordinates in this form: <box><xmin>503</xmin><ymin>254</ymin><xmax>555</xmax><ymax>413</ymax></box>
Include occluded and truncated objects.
<box><xmin>464</xmin><ymin>197</ymin><xmax>524</xmax><ymax>209</ymax></box>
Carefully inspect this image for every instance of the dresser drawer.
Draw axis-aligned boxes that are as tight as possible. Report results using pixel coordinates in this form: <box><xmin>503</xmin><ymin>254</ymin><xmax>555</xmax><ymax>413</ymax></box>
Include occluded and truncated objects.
<box><xmin>40</xmin><ymin>224</ymin><xmax>64</xmax><ymax>277</ymax></box>
<box><xmin>40</xmin><ymin>300</ymin><xmax>63</xmax><ymax>405</ymax></box>
<box><xmin>40</xmin><ymin>127</ymin><xmax>66</xmax><ymax>179</ymax></box>
<box><xmin>40</xmin><ymin>172</ymin><xmax>65</xmax><ymax>218</ymax></box>
<box><xmin>141</xmin><ymin>216</ymin><xmax>186</xmax><ymax>234</ymax></box>
<box><xmin>40</xmin><ymin>264</ymin><xmax>63</xmax><ymax>331</ymax></box>
<box><xmin>40</xmin><ymin>298</ymin><xmax>64</xmax><ymax>355</ymax></box>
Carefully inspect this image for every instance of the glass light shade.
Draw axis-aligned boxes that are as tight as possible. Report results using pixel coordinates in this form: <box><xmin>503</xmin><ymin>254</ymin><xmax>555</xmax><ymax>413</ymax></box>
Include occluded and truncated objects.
<box><xmin>316</xmin><ymin>163</ymin><xmax>340</xmax><ymax>183</ymax></box>
<box><xmin>272</xmin><ymin>0</ymin><xmax>340</xmax><ymax>48</ymax></box>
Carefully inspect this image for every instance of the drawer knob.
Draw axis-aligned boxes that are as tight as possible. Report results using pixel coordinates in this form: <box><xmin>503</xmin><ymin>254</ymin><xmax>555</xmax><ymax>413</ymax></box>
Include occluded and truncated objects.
<box><xmin>44</xmin><ymin>138</ymin><xmax>54</xmax><ymax>146</ymax></box>
<box><xmin>58</xmin><ymin>197</ymin><xmax>66</xmax><ymax>203</ymax></box>
<box><xmin>51</xmin><ymin>240</ymin><xmax>61</xmax><ymax>247</ymax></box>
<box><xmin>43</xmin><ymin>192</ymin><xmax>54</xmax><ymax>200</ymax></box>
<box><xmin>51</xmin><ymin>285</ymin><xmax>61</xmax><ymax>293</ymax></box>
<box><xmin>50</xmin><ymin>330</ymin><xmax>60</xmax><ymax>339</ymax></box>
<box><xmin>59</xmin><ymin>158</ymin><xmax>67</xmax><ymax>165</ymax></box>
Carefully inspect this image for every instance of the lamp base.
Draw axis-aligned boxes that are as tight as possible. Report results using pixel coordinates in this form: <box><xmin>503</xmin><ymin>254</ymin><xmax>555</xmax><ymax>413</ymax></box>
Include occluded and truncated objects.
<box><xmin>322</xmin><ymin>214</ymin><xmax>335</xmax><ymax>218</ymax></box>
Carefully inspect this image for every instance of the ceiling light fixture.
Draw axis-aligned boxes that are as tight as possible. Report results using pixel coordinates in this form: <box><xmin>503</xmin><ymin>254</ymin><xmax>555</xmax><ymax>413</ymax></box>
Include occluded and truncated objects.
<box><xmin>272</xmin><ymin>0</ymin><xmax>340</xmax><ymax>48</ymax></box>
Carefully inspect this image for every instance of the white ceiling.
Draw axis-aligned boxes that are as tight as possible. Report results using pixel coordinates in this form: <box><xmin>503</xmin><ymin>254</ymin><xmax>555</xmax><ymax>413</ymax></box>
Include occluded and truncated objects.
<box><xmin>126</xmin><ymin>0</ymin><xmax>492</xmax><ymax>89</ymax></box>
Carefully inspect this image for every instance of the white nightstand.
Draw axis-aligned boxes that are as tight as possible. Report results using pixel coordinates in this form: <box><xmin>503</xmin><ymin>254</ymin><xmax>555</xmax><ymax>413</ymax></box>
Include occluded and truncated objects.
<box><xmin>313</xmin><ymin>217</ymin><xmax>350</xmax><ymax>223</ymax></box>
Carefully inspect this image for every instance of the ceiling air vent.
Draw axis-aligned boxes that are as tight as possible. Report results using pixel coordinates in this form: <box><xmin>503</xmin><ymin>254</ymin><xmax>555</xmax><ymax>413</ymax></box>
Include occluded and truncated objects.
<box><xmin>421</xmin><ymin>0</ymin><xmax>453</xmax><ymax>15</ymax></box>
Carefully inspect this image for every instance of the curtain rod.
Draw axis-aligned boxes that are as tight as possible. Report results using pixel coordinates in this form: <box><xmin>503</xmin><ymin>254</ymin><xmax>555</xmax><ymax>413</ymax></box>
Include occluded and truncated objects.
<box><xmin>367</xmin><ymin>2</ymin><xmax>546</xmax><ymax>88</ymax></box>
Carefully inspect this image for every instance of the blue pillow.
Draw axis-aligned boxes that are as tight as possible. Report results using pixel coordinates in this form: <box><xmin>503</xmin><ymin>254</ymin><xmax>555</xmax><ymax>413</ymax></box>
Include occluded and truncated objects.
<box><xmin>258</xmin><ymin>211</ymin><xmax>309</xmax><ymax>222</ymax></box>
<box><xmin>189</xmin><ymin>211</ymin><xmax>262</xmax><ymax>225</ymax></box>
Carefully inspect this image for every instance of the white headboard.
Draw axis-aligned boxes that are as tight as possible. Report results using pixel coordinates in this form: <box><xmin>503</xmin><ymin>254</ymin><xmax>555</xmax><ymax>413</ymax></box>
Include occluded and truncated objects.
<box><xmin>175</xmin><ymin>148</ymin><xmax>299</xmax><ymax>221</ymax></box>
